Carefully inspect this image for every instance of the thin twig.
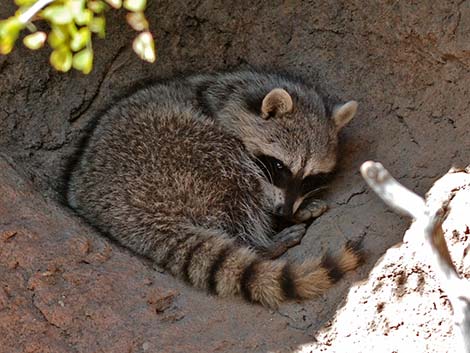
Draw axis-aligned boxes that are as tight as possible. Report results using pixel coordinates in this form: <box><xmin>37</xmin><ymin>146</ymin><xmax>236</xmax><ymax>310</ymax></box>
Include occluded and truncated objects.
<box><xmin>360</xmin><ymin>161</ymin><xmax>425</xmax><ymax>219</ymax></box>
<box><xmin>18</xmin><ymin>0</ymin><xmax>54</xmax><ymax>24</ymax></box>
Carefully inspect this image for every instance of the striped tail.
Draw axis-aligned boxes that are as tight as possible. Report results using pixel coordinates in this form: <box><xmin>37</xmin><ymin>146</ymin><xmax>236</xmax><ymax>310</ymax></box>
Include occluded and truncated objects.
<box><xmin>152</xmin><ymin>227</ymin><xmax>363</xmax><ymax>308</ymax></box>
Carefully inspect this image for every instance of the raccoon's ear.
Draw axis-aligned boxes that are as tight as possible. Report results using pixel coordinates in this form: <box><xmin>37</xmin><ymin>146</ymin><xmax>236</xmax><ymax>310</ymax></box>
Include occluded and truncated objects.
<box><xmin>331</xmin><ymin>100</ymin><xmax>358</xmax><ymax>130</ymax></box>
<box><xmin>261</xmin><ymin>88</ymin><xmax>293</xmax><ymax>119</ymax></box>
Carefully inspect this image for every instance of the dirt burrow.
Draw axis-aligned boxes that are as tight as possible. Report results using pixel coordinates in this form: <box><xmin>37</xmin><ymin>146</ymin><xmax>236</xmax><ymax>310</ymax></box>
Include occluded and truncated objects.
<box><xmin>1</xmin><ymin>1</ymin><xmax>470</xmax><ymax>352</ymax></box>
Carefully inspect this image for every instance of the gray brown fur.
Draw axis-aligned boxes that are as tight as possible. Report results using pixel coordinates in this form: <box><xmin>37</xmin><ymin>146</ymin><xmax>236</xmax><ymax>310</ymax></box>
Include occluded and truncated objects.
<box><xmin>66</xmin><ymin>70</ymin><xmax>360</xmax><ymax>308</ymax></box>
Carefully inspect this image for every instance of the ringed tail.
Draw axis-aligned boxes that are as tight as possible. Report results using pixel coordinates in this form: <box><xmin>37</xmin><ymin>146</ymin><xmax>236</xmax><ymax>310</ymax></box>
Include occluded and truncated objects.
<box><xmin>153</xmin><ymin>229</ymin><xmax>363</xmax><ymax>308</ymax></box>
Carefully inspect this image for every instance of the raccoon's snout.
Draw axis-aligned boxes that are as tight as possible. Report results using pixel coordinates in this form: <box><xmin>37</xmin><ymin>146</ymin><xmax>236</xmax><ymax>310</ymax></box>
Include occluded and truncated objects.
<box><xmin>274</xmin><ymin>191</ymin><xmax>304</xmax><ymax>220</ymax></box>
<box><xmin>274</xmin><ymin>195</ymin><xmax>302</xmax><ymax>219</ymax></box>
<box><xmin>274</xmin><ymin>204</ymin><xmax>293</xmax><ymax>219</ymax></box>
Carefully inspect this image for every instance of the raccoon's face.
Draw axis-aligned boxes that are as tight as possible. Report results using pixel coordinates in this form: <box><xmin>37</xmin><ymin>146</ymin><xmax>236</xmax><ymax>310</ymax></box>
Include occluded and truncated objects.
<box><xmin>240</xmin><ymin>87</ymin><xmax>358</xmax><ymax>219</ymax></box>
<box><xmin>254</xmin><ymin>154</ymin><xmax>334</xmax><ymax>219</ymax></box>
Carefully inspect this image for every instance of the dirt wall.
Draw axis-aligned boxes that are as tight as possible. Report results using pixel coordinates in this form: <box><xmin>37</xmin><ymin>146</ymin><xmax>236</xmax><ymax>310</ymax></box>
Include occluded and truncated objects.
<box><xmin>1</xmin><ymin>1</ymin><xmax>469</xmax><ymax>352</ymax></box>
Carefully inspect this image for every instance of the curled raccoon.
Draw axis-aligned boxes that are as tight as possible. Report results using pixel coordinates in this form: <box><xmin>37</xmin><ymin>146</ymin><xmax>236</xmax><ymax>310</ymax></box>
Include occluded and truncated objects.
<box><xmin>65</xmin><ymin>69</ymin><xmax>361</xmax><ymax>308</ymax></box>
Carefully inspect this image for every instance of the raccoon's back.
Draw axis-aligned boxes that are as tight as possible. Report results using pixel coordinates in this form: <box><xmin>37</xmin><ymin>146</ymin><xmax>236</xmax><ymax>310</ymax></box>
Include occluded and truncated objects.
<box><xmin>67</xmin><ymin>86</ymin><xmax>266</xmax><ymax>241</ymax></box>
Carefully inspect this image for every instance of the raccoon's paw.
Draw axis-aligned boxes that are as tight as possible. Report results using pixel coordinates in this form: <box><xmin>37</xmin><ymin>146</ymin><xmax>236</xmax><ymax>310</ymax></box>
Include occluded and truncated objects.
<box><xmin>265</xmin><ymin>223</ymin><xmax>307</xmax><ymax>259</ymax></box>
<box><xmin>293</xmin><ymin>199</ymin><xmax>328</xmax><ymax>223</ymax></box>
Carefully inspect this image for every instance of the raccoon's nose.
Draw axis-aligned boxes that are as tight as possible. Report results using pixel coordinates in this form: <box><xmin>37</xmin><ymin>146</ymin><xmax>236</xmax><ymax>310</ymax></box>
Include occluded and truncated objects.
<box><xmin>274</xmin><ymin>204</ymin><xmax>293</xmax><ymax>219</ymax></box>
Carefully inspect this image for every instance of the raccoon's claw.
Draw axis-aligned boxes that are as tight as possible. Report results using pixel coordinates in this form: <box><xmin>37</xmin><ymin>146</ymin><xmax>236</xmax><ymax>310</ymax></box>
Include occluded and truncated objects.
<box><xmin>293</xmin><ymin>199</ymin><xmax>328</xmax><ymax>223</ymax></box>
<box><xmin>265</xmin><ymin>223</ymin><xmax>307</xmax><ymax>259</ymax></box>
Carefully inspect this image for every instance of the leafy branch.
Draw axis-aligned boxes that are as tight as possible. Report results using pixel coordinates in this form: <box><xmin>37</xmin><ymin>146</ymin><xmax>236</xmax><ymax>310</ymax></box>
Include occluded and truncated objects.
<box><xmin>0</xmin><ymin>0</ymin><xmax>156</xmax><ymax>74</ymax></box>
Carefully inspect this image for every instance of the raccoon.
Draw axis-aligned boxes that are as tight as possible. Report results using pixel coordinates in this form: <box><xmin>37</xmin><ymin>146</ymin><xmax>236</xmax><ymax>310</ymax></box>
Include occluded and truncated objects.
<box><xmin>65</xmin><ymin>69</ymin><xmax>360</xmax><ymax>308</ymax></box>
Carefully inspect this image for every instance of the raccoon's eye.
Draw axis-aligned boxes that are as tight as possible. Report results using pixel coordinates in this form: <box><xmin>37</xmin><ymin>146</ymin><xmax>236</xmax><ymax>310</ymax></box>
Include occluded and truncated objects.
<box><xmin>256</xmin><ymin>156</ymin><xmax>287</xmax><ymax>173</ymax></box>
<box><xmin>254</xmin><ymin>155</ymin><xmax>292</xmax><ymax>185</ymax></box>
<box><xmin>275</xmin><ymin>161</ymin><xmax>284</xmax><ymax>170</ymax></box>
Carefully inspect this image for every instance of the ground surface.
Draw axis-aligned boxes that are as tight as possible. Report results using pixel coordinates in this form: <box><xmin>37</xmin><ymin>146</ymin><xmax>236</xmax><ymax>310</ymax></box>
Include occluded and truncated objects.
<box><xmin>300</xmin><ymin>168</ymin><xmax>470</xmax><ymax>353</ymax></box>
<box><xmin>0</xmin><ymin>1</ymin><xmax>469</xmax><ymax>352</ymax></box>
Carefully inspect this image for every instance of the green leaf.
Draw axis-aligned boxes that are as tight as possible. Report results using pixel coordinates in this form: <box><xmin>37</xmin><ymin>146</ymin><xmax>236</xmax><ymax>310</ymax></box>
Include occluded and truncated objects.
<box><xmin>0</xmin><ymin>17</ymin><xmax>23</xmax><ymax>37</ymax></box>
<box><xmin>67</xmin><ymin>22</ymin><xmax>78</xmax><ymax>36</ymax></box>
<box><xmin>0</xmin><ymin>17</ymin><xmax>23</xmax><ymax>54</ymax></box>
<box><xmin>88</xmin><ymin>0</ymin><xmax>107</xmax><ymax>14</ymax></box>
<box><xmin>72</xmin><ymin>48</ymin><xmax>93</xmax><ymax>74</ymax></box>
<box><xmin>105</xmin><ymin>0</ymin><xmax>122</xmax><ymax>9</ymax></box>
<box><xmin>70</xmin><ymin>0</ymin><xmax>86</xmax><ymax>10</ymax></box>
<box><xmin>126</xmin><ymin>11</ymin><xmax>148</xmax><ymax>31</ymax></box>
<box><xmin>0</xmin><ymin>38</ymin><xmax>15</xmax><ymax>55</ymax></box>
<box><xmin>75</xmin><ymin>8</ymin><xmax>92</xmax><ymax>25</ymax></box>
<box><xmin>48</xmin><ymin>25</ymin><xmax>69</xmax><ymax>48</ymax></box>
<box><xmin>23</xmin><ymin>31</ymin><xmax>47</xmax><ymax>50</ymax></box>
<box><xmin>70</xmin><ymin>27</ymin><xmax>91</xmax><ymax>51</ymax></box>
<box><xmin>50</xmin><ymin>46</ymin><xmax>73</xmax><ymax>72</ymax></box>
<box><xmin>69</xmin><ymin>0</ymin><xmax>92</xmax><ymax>25</ymax></box>
<box><xmin>89</xmin><ymin>16</ymin><xmax>106</xmax><ymax>38</ymax></box>
<box><xmin>14</xmin><ymin>0</ymin><xmax>36</xmax><ymax>6</ymax></box>
<box><xmin>132</xmin><ymin>31</ymin><xmax>155</xmax><ymax>63</ymax></box>
<box><xmin>124</xmin><ymin>0</ymin><xmax>146</xmax><ymax>12</ymax></box>
<box><xmin>69</xmin><ymin>0</ymin><xmax>86</xmax><ymax>13</ymax></box>
<box><xmin>42</xmin><ymin>6</ymin><xmax>73</xmax><ymax>25</ymax></box>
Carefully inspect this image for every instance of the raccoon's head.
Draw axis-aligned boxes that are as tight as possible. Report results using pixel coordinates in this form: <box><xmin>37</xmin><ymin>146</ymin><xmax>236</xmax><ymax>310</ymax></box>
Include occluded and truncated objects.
<box><xmin>226</xmin><ymin>86</ymin><xmax>357</xmax><ymax>220</ymax></box>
